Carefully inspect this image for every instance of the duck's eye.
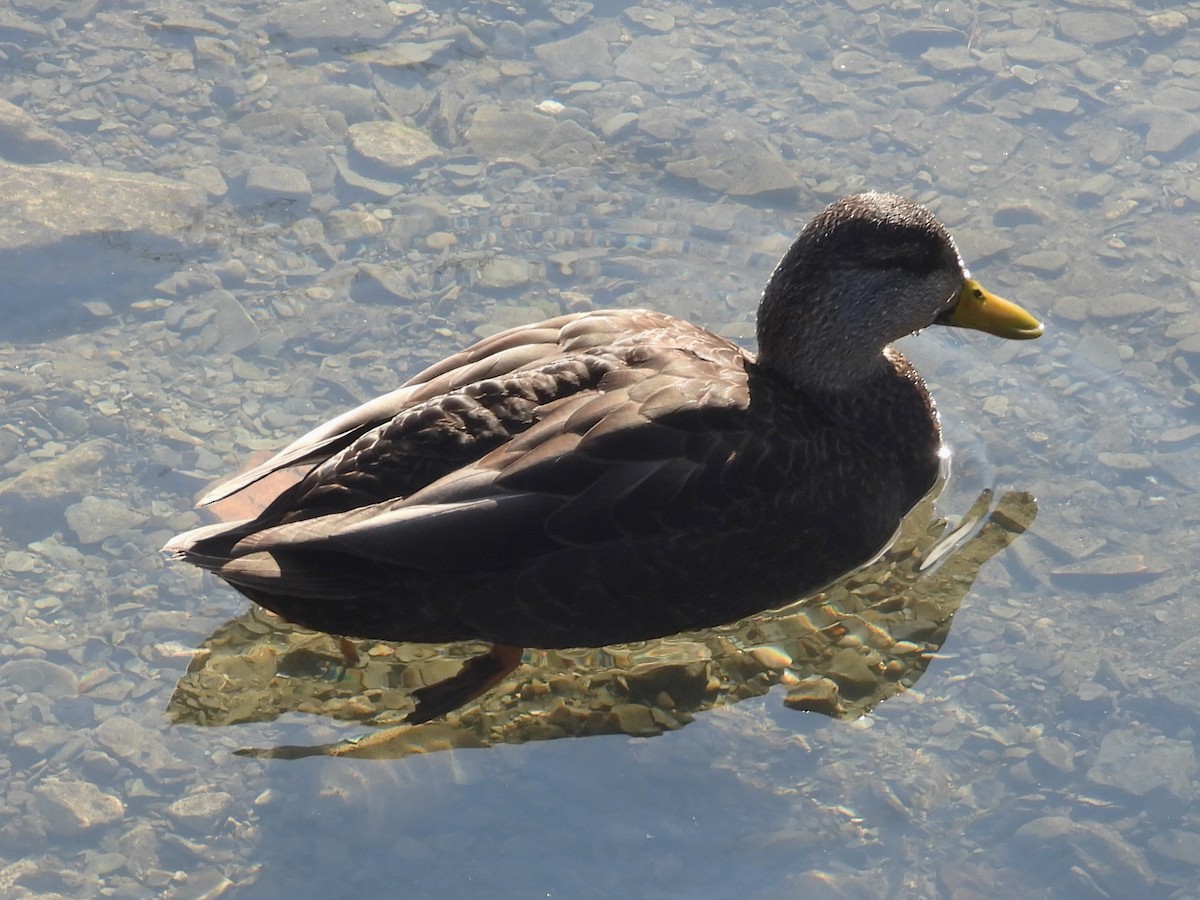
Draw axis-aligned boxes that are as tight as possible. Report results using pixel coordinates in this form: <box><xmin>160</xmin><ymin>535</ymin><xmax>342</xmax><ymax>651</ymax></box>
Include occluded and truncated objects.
<box><xmin>841</xmin><ymin>243</ymin><xmax>938</xmax><ymax>275</ymax></box>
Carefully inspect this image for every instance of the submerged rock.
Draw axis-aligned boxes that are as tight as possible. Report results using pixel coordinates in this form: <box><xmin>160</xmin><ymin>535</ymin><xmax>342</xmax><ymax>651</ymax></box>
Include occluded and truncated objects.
<box><xmin>0</xmin><ymin>98</ymin><xmax>69</xmax><ymax>162</ymax></box>
<box><xmin>1087</xmin><ymin>728</ymin><xmax>1194</xmax><ymax>797</ymax></box>
<box><xmin>1056</xmin><ymin>12</ymin><xmax>1137</xmax><ymax>46</ymax></box>
<box><xmin>666</xmin><ymin>124</ymin><xmax>800</xmax><ymax>199</ymax></box>
<box><xmin>347</xmin><ymin>121</ymin><xmax>442</xmax><ymax>172</ymax></box>
<box><xmin>168</xmin><ymin>791</ymin><xmax>235</xmax><ymax>834</ymax></box>
<box><xmin>33</xmin><ymin>779</ymin><xmax>124</xmax><ymax>836</ymax></box>
<box><xmin>254</xmin><ymin>0</ymin><xmax>397</xmax><ymax>45</ymax></box>
<box><xmin>0</xmin><ymin>162</ymin><xmax>204</xmax><ymax>252</ymax></box>
<box><xmin>65</xmin><ymin>496</ymin><xmax>149</xmax><ymax>545</ymax></box>
<box><xmin>0</xmin><ymin>163</ymin><xmax>205</xmax><ymax>338</ymax></box>
<box><xmin>0</xmin><ymin>439</ymin><xmax>114</xmax><ymax>537</ymax></box>
<box><xmin>243</xmin><ymin>164</ymin><xmax>312</xmax><ymax>202</ymax></box>
<box><xmin>465</xmin><ymin>105</ymin><xmax>556</xmax><ymax>159</ymax></box>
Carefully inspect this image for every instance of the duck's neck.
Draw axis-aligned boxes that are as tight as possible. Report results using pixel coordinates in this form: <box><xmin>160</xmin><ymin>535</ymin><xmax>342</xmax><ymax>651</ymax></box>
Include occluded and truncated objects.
<box><xmin>755</xmin><ymin>265</ymin><xmax>900</xmax><ymax>394</ymax></box>
<box><xmin>756</xmin><ymin>321</ymin><xmax>894</xmax><ymax>395</ymax></box>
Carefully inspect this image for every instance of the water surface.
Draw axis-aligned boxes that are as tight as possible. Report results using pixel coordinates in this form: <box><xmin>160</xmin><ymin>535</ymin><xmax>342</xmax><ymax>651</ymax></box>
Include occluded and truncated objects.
<box><xmin>0</xmin><ymin>1</ymin><xmax>1196</xmax><ymax>897</ymax></box>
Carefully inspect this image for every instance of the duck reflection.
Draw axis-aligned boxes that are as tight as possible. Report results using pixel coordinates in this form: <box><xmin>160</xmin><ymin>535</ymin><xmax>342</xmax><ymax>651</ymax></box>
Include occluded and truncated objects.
<box><xmin>168</xmin><ymin>490</ymin><xmax>1035</xmax><ymax>760</ymax></box>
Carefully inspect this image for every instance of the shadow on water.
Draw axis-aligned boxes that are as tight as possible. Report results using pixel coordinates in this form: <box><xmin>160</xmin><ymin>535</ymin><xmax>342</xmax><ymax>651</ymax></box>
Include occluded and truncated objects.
<box><xmin>0</xmin><ymin>236</ymin><xmax>181</xmax><ymax>342</ymax></box>
<box><xmin>167</xmin><ymin>489</ymin><xmax>1035</xmax><ymax>759</ymax></box>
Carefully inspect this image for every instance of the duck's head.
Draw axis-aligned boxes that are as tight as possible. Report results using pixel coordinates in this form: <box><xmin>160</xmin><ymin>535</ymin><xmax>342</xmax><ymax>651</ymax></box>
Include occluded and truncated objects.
<box><xmin>756</xmin><ymin>192</ymin><xmax>1043</xmax><ymax>392</ymax></box>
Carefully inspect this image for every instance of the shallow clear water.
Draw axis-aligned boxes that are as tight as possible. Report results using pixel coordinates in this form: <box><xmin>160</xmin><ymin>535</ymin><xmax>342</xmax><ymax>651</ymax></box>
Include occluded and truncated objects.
<box><xmin>0</xmin><ymin>1</ymin><xmax>1197</xmax><ymax>897</ymax></box>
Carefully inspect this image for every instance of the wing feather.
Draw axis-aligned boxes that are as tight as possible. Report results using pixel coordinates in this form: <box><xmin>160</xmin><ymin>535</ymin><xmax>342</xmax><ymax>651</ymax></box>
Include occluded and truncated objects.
<box><xmin>197</xmin><ymin>319</ymin><xmax>592</xmax><ymax>507</ymax></box>
<box><xmin>176</xmin><ymin>309</ymin><xmax>775</xmax><ymax>586</ymax></box>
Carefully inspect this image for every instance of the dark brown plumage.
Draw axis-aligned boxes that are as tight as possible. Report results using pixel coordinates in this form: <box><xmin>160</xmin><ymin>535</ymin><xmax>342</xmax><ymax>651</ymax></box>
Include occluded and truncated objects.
<box><xmin>165</xmin><ymin>192</ymin><xmax>1042</xmax><ymax>650</ymax></box>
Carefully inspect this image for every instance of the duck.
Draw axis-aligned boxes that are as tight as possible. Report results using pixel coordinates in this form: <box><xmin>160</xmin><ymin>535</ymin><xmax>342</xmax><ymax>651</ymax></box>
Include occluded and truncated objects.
<box><xmin>165</xmin><ymin>192</ymin><xmax>1042</xmax><ymax>659</ymax></box>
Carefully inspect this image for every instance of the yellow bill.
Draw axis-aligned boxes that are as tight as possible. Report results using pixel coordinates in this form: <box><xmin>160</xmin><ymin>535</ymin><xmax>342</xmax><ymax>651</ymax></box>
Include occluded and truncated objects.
<box><xmin>939</xmin><ymin>278</ymin><xmax>1044</xmax><ymax>340</ymax></box>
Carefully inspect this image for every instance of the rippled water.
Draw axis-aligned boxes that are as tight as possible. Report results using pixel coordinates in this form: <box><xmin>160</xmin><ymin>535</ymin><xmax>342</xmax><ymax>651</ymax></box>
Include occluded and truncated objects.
<box><xmin>0</xmin><ymin>1</ymin><xmax>1197</xmax><ymax>897</ymax></box>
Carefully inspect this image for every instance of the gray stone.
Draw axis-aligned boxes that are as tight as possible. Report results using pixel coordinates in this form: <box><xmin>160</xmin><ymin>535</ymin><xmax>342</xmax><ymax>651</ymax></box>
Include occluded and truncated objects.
<box><xmin>1090</xmin><ymin>134</ymin><xmax>1123</xmax><ymax>166</ymax></box>
<box><xmin>1006</xmin><ymin>36</ymin><xmax>1085</xmax><ymax>65</ymax></box>
<box><xmin>491</xmin><ymin>21</ymin><xmax>526</xmax><ymax>58</ymax></box>
<box><xmin>783</xmin><ymin>676</ymin><xmax>841</xmax><ymax>715</ymax></box>
<box><xmin>1014</xmin><ymin>815</ymin><xmax>1074</xmax><ymax>845</ymax></box>
<box><xmin>831</xmin><ymin>51</ymin><xmax>883</xmax><ymax>76</ymax></box>
<box><xmin>666</xmin><ymin>124</ymin><xmax>801</xmax><ymax>199</ymax></box>
<box><xmin>608</xmin><ymin>703</ymin><xmax>661</xmax><ymax>736</ymax></box>
<box><xmin>3</xmin><ymin>550</ymin><xmax>38</xmax><ymax>573</ymax></box>
<box><xmin>65</xmin><ymin>496</ymin><xmax>149</xmax><ymax>544</ymax></box>
<box><xmin>0</xmin><ymin>439</ymin><xmax>114</xmax><ymax>520</ymax></box>
<box><xmin>535</xmin><ymin>27</ymin><xmax>616</xmax><ymax>81</ymax></box>
<box><xmin>887</xmin><ymin>25</ymin><xmax>963</xmax><ymax>56</ymax></box>
<box><xmin>1097</xmin><ymin>451</ymin><xmax>1151</xmax><ymax>472</ymax></box>
<box><xmin>333</xmin><ymin>155</ymin><xmax>406</xmax><ymax>198</ymax></box>
<box><xmin>1013</xmin><ymin>250</ymin><xmax>1069</xmax><ymax>276</ymax></box>
<box><xmin>613</xmin><ymin>35</ymin><xmax>704</xmax><ymax>91</ymax></box>
<box><xmin>1088</xmin><ymin>728</ymin><xmax>1194</xmax><ymax>797</ymax></box>
<box><xmin>1089</xmin><ymin>292</ymin><xmax>1158</xmax><ymax>318</ymax></box>
<box><xmin>244</xmin><ymin>164</ymin><xmax>312</xmax><ymax>201</ymax></box>
<box><xmin>94</xmin><ymin>716</ymin><xmax>189</xmax><ymax>779</ymax></box>
<box><xmin>465</xmin><ymin>106</ymin><xmax>556</xmax><ymax>159</ymax></box>
<box><xmin>1145</xmin><ymin>110</ymin><xmax>1200</xmax><ymax>155</ymax></box>
<box><xmin>1067</xmin><ymin>822</ymin><xmax>1156</xmax><ymax>896</ymax></box>
<box><xmin>1166</xmin><ymin>312</ymin><xmax>1200</xmax><ymax>336</ymax></box>
<box><xmin>347</xmin><ymin>121</ymin><xmax>441</xmax><ymax>172</ymax></box>
<box><xmin>1076</xmin><ymin>173</ymin><xmax>1114</xmax><ymax>202</ymax></box>
<box><xmin>1152</xmin><ymin>86</ymin><xmax>1200</xmax><ymax>111</ymax></box>
<box><xmin>0</xmin><ymin>8</ymin><xmax>45</xmax><ymax>41</ymax></box>
<box><xmin>920</xmin><ymin>47</ymin><xmax>976</xmax><ymax>74</ymax></box>
<box><xmin>1051</xmin><ymin>554</ymin><xmax>1164</xmax><ymax>580</ymax></box>
<box><xmin>993</xmin><ymin>199</ymin><xmax>1052</xmax><ymax>225</ymax></box>
<box><xmin>1033</xmin><ymin>736</ymin><xmax>1075</xmax><ymax>773</ymax></box>
<box><xmin>1031</xmin><ymin>91</ymin><xmax>1079</xmax><ymax>115</ymax></box>
<box><xmin>168</xmin><ymin>791</ymin><xmax>235</xmax><ymax>834</ymax></box>
<box><xmin>326</xmin><ymin>209</ymin><xmax>384</xmax><ymax>244</ymax></box>
<box><xmin>801</xmin><ymin>109</ymin><xmax>869</xmax><ymax>141</ymax></box>
<box><xmin>1147</xmin><ymin>830</ymin><xmax>1200</xmax><ymax>866</ymax></box>
<box><xmin>33</xmin><ymin>778</ymin><xmax>124</xmax><ymax>836</ymax></box>
<box><xmin>255</xmin><ymin>0</ymin><xmax>397</xmax><ymax>45</ymax></box>
<box><xmin>0</xmin><ymin>659</ymin><xmax>78</xmax><ymax>698</ymax></box>
<box><xmin>1159</xmin><ymin>424</ymin><xmax>1200</xmax><ymax>444</ymax></box>
<box><xmin>1146</xmin><ymin>11</ymin><xmax>1187</xmax><ymax>39</ymax></box>
<box><xmin>0</xmin><ymin>98</ymin><xmax>69</xmax><ymax>162</ymax></box>
<box><xmin>477</xmin><ymin>257</ymin><xmax>533</xmax><ymax>289</ymax></box>
<box><xmin>1057</xmin><ymin>12</ymin><xmax>1137</xmax><ymax>45</ymax></box>
<box><xmin>350</xmin><ymin>263</ymin><xmax>418</xmax><ymax>304</ymax></box>
<box><xmin>349</xmin><ymin>39</ymin><xmax>454</xmax><ymax>68</ymax></box>
<box><xmin>116</xmin><ymin>823</ymin><xmax>162</xmax><ymax>881</ymax></box>
<box><xmin>0</xmin><ymin>162</ymin><xmax>204</xmax><ymax>252</ymax></box>
<box><xmin>600</xmin><ymin>112</ymin><xmax>639</xmax><ymax>139</ymax></box>
<box><xmin>625</xmin><ymin>7</ymin><xmax>674</xmax><ymax>33</ymax></box>
<box><xmin>202</xmin><ymin>289</ymin><xmax>260</xmax><ymax>354</ymax></box>
<box><xmin>182</xmin><ymin>165</ymin><xmax>228</xmax><ymax>197</ymax></box>
<box><xmin>538</xmin><ymin>119</ymin><xmax>603</xmax><ymax>167</ymax></box>
<box><xmin>1014</xmin><ymin>817</ymin><xmax>1156</xmax><ymax>896</ymax></box>
<box><xmin>49</xmin><ymin>405</ymin><xmax>89</xmax><ymax>437</ymax></box>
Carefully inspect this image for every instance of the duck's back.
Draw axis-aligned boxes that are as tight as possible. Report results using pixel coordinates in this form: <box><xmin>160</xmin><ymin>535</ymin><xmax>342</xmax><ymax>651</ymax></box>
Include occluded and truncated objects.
<box><xmin>167</xmin><ymin>308</ymin><xmax>942</xmax><ymax>648</ymax></box>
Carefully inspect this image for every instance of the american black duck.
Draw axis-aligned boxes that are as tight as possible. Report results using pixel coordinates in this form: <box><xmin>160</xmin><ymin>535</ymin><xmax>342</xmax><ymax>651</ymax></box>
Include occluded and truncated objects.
<box><xmin>165</xmin><ymin>192</ymin><xmax>1042</xmax><ymax>656</ymax></box>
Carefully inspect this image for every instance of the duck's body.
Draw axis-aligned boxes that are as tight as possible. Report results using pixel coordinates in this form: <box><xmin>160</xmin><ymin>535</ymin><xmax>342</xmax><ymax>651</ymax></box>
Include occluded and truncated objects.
<box><xmin>166</xmin><ymin>193</ymin><xmax>1042</xmax><ymax>650</ymax></box>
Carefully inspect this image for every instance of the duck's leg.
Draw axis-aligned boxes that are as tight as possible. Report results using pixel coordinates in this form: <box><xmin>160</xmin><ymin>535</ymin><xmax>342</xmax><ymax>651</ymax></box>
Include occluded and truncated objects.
<box><xmin>406</xmin><ymin>644</ymin><xmax>524</xmax><ymax>725</ymax></box>
<box><xmin>338</xmin><ymin>636</ymin><xmax>361</xmax><ymax>667</ymax></box>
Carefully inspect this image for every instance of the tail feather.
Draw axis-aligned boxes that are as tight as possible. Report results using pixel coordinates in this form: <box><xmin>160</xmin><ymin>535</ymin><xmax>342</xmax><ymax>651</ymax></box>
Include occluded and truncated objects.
<box><xmin>161</xmin><ymin>518</ymin><xmax>256</xmax><ymax>559</ymax></box>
